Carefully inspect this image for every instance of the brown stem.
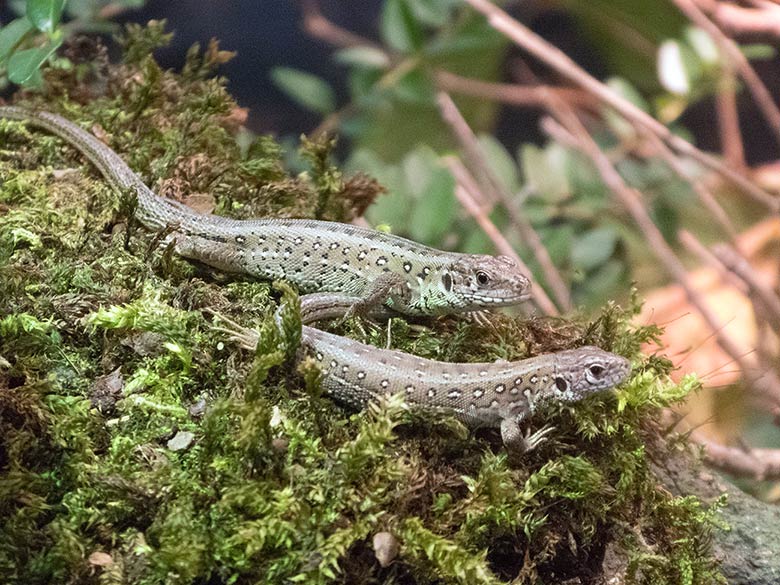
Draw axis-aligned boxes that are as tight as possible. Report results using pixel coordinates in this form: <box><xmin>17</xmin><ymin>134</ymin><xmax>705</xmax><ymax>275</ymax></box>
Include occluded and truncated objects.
<box><xmin>693</xmin><ymin>431</ymin><xmax>780</xmax><ymax>480</ymax></box>
<box><xmin>434</xmin><ymin>70</ymin><xmax>596</xmax><ymax>110</ymax></box>
<box><xmin>463</xmin><ymin>0</ymin><xmax>779</xmax><ymax>213</ymax></box>
<box><xmin>710</xmin><ymin>0</ymin><xmax>780</xmax><ymax>43</ymax></box>
<box><xmin>678</xmin><ymin>229</ymin><xmax>748</xmax><ymax>293</ymax></box>
<box><xmin>672</xmin><ymin>0</ymin><xmax>780</xmax><ymax>149</ymax></box>
<box><xmin>299</xmin><ymin>0</ymin><xmax>385</xmax><ymax>51</ymax></box>
<box><xmin>715</xmin><ymin>65</ymin><xmax>746</xmax><ymax>170</ymax></box>
<box><xmin>443</xmin><ymin>156</ymin><xmax>559</xmax><ymax>316</ymax></box>
<box><xmin>436</xmin><ymin>92</ymin><xmax>572</xmax><ymax>312</ymax></box>
<box><xmin>711</xmin><ymin>243</ymin><xmax>780</xmax><ymax>330</ymax></box>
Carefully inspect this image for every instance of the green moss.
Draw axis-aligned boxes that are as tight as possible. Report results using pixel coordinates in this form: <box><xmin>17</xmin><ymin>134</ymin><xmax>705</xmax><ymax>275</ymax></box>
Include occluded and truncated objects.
<box><xmin>0</xmin><ymin>23</ymin><xmax>723</xmax><ymax>585</ymax></box>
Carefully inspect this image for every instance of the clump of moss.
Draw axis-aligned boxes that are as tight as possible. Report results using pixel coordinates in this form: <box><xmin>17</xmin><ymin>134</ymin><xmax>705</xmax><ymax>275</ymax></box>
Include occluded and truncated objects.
<box><xmin>0</xmin><ymin>22</ymin><xmax>723</xmax><ymax>585</ymax></box>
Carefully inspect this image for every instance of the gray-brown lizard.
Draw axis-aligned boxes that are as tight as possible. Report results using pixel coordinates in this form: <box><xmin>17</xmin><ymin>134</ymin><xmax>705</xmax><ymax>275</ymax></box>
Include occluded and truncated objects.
<box><xmin>220</xmin><ymin>293</ymin><xmax>632</xmax><ymax>452</ymax></box>
<box><xmin>0</xmin><ymin>106</ymin><xmax>531</xmax><ymax>316</ymax></box>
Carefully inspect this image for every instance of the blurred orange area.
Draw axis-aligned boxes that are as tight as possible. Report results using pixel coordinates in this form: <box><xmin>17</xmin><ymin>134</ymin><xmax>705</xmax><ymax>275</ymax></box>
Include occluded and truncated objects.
<box><xmin>638</xmin><ymin>218</ymin><xmax>780</xmax><ymax>435</ymax></box>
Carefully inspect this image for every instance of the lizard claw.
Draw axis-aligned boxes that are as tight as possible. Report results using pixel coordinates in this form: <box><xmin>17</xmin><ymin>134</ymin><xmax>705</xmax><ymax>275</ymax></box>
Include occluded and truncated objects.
<box><xmin>523</xmin><ymin>424</ymin><xmax>556</xmax><ymax>452</ymax></box>
<box><xmin>501</xmin><ymin>419</ymin><xmax>556</xmax><ymax>454</ymax></box>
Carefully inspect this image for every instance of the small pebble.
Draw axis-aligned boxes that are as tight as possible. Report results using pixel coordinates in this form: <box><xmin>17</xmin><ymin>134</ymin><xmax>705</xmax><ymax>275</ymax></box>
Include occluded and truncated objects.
<box><xmin>188</xmin><ymin>398</ymin><xmax>207</xmax><ymax>418</ymax></box>
<box><xmin>167</xmin><ymin>431</ymin><xmax>195</xmax><ymax>452</ymax></box>
<box><xmin>373</xmin><ymin>531</ymin><xmax>400</xmax><ymax>568</ymax></box>
<box><xmin>272</xmin><ymin>437</ymin><xmax>289</xmax><ymax>453</ymax></box>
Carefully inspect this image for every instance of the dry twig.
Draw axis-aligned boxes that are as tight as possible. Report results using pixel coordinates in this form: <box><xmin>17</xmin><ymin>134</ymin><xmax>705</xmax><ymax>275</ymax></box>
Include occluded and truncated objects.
<box><xmin>706</xmin><ymin>0</ymin><xmax>780</xmax><ymax>42</ymax></box>
<box><xmin>436</xmin><ymin>92</ymin><xmax>572</xmax><ymax>312</ymax></box>
<box><xmin>671</xmin><ymin>0</ymin><xmax>780</xmax><ymax>149</ymax></box>
<box><xmin>693</xmin><ymin>431</ymin><xmax>780</xmax><ymax>480</ymax></box>
<box><xmin>443</xmin><ymin>156</ymin><xmax>558</xmax><ymax>315</ymax></box>
<box><xmin>715</xmin><ymin>64</ymin><xmax>746</xmax><ymax>170</ymax></box>
<box><xmin>463</xmin><ymin>0</ymin><xmax>779</xmax><ymax>213</ymax></box>
<box><xmin>434</xmin><ymin>70</ymin><xmax>596</xmax><ymax>110</ymax></box>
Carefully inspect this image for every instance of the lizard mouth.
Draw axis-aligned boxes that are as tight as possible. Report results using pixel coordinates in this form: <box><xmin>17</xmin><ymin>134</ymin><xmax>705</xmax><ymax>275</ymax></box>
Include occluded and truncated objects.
<box><xmin>469</xmin><ymin>290</ymin><xmax>533</xmax><ymax>306</ymax></box>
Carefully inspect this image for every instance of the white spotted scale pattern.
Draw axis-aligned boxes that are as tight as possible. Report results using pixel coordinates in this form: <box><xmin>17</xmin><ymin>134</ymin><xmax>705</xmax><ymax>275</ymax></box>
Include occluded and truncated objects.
<box><xmin>304</xmin><ymin>325</ymin><xmax>631</xmax><ymax>428</ymax></box>
<box><xmin>0</xmin><ymin>106</ymin><xmax>531</xmax><ymax>317</ymax></box>
<box><xmin>297</xmin><ymin>294</ymin><xmax>632</xmax><ymax>434</ymax></box>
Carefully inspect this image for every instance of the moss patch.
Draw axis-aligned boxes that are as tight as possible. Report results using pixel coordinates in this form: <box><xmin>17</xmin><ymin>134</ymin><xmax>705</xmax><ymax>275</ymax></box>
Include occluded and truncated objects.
<box><xmin>0</xmin><ymin>23</ymin><xmax>723</xmax><ymax>585</ymax></box>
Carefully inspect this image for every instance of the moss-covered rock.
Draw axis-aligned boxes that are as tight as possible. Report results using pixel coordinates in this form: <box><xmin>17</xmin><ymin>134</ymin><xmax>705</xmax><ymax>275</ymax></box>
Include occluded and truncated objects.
<box><xmin>0</xmin><ymin>23</ymin><xmax>724</xmax><ymax>585</ymax></box>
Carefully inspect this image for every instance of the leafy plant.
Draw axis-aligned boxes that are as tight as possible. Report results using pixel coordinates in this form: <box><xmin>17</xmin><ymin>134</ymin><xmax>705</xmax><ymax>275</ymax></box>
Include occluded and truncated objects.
<box><xmin>0</xmin><ymin>0</ymin><xmax>148</xmax><ymax>89</ymax></box>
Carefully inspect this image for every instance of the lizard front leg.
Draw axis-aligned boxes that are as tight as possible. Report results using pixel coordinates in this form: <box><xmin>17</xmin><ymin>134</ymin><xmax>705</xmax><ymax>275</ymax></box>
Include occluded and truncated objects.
<box><xmin>345</xmin><ymin>272</ymin><xmax>412</xmax><ymax>318</ymax></box>
<box><xmin>500</xmin><ymin>418</ymin><xmax>555</xmax><ymax>454</ymax></box>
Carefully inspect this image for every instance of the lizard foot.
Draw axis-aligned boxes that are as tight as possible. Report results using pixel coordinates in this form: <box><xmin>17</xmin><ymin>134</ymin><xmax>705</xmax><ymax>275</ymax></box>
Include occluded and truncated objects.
<box><xmin>501</xmin><ymin>419</ymin><xmax>556</xmax><ymax>455</ymax></box>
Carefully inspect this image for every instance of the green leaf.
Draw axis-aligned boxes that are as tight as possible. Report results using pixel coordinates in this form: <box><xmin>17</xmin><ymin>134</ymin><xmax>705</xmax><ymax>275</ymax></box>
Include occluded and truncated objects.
<box><xmin>685</xmin><ymin>27</ymin><xmax>719</xmax><ymax>66</ymax></box>
<box><xmin>270</xmin><ymin>67</ymin><xmax>335</xmax><ymax>115</ymax></box>
<box><xmin>740</xmin><ymin>44</ymin><xmax>776</xmax><ymax>60</ymax></box>
<box><xmin>393</xmin><ymin>67</ymin><xmax>433</xmax><ymax>103</ymax></box>
<box><xmin>657</xmin><ymin>39</ymin><xmax>700</xmax><ymax>96</ymax></box>
<box><xmin>478</xmin><ymin>134</ymin><xmax>519</xmax><ymax>193</ymax></box>
<box><xmin>409</xmin><ymin>0</ymin><xmax>458</xmax><ymax>26</ymax></box>
<box><xmin>7</xmin><ymin>36</ymin><xmax>61</xmax><ymax>85</ymax></box>
<box><xmin>571</xmin><ymin>227</ymin><xmax>618</xmax><ymax>271</ymax></box>
<box><xmin>334</xmin><ymin>46</ymin><xmax>390</xmax><ymax>70</ymax></box>
<box><xmin>380</xmin><ymin>0</ymin><xmax>423</xmax><ymax>53</ymax></box>
<box><xmin>0</xmin><ymin>16</ymin><xmax>34</xmax><ymax>63</ymax></box>
<box><xmin>26</xmin><ymin>0</ymin><xmax>66</xmax><ymax>33</ymax></box>
<box><xmin>520</xmin><ymin>143</ymin><xmax>570</xmax><ymax>203</ymax></box>
<box><xmin>606</xmin><ymin>77</ymin><xmax>649</xmax><ymax>112</ymax></box>
<box><xmin>651</xmin><ymin>196</ymin><xmax>679</xmax><ymax>242</ymax></box>
<box><xmin>409</xmin><ymin>166</ymin><xmax>456</xmax><ymax>243</ymax></box>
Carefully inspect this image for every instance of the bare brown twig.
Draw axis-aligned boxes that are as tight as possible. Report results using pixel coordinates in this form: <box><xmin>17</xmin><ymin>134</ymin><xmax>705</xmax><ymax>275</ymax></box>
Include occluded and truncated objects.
<box><xmin>543</xmin><ymin>101</ymin><xmax>780</xmax><ymax>404</ymax></box>
<box><xmin>443</xmin><ymin>156</ymin><xmax>558</xmax><ymax>315</ymax></box>
<box><xmin>678</xmin><ymin>230</ymin><xmax>748</xmax><ymax>294</ymax></box>
<box><xmin>711</xmin><ymin>243</ymin><xmax>780</xmax><ymax>330</ymax></box>
<box><xmin>715</xmin><ymin>64</ymin><xmax>746</xmax><ymax>170</ymax></box>
<box><xmin>671</xmin><ymin>0</ymin><xmax>780</xmax><ymax>149</ymax></box>
<box><xmin>463</xmin><ymin>0</ymin><xmax>780</xmax><ymax>213</ymax></box>
<box><xmin>707</xmin><ymin>0</ymin><xmax>780</xmax><ymax>42</ymax></box>
<box><xmin>693</xmin><ymin>431</ymin><xmax>780</xmax><ymax>480</ymax></box>
<box><xmin>299</xmin><ymin>0</ymin><xmax>385</xmax><ymax>50</ymax></box>
<box><xmin>436</xmin><ymin>92</ymin><xmax>572</xmax><ymax>312</ymax></box>
<box><xmin>434</xmin><ymin>70</ymin><xmax>596</xmax><ymax>111</ymax></box>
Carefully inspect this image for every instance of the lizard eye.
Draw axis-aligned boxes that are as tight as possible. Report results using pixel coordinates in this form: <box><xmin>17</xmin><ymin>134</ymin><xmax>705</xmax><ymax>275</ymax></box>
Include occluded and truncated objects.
<box><xmin>588</xmin><ymin>364</ymin><xmax>604</xmax><ymax>376</ymax></box>
<box><xmin>476</xmin><ymin>271</ymin><xmax>490</xmax><ymax>286</ymax></box>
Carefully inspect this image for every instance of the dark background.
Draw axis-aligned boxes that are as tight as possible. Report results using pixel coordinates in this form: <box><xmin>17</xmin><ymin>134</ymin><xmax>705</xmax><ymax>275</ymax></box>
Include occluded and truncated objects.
<box><xmin>2</xmin><ymin>0</ymin><xmax>778</xmax><ymax>163</ymax></box>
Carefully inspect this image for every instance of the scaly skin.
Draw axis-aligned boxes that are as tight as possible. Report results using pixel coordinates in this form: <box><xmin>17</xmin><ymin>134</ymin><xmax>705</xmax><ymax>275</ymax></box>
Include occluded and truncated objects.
<box><xmin>0</xmin><ymin>106</ymin><xmax>531</xmax><ymax>316</ymax></box>
<box><xmin>224</xmin><ymin>293</ymin><xmax>632</xmax><ymax>451</ymax></box>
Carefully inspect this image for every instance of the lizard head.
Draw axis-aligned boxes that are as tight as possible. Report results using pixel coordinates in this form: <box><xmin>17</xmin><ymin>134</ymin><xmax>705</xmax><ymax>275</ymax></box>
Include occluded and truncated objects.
<box><xmin>441</xmin><ymin>255</ymin><xmax>531</xmax><ymax>310</ymax></box>
<box><xmin>548</xmin><ymin>346</ymin><xmax>631</xmax><ymax>402</ymax></box>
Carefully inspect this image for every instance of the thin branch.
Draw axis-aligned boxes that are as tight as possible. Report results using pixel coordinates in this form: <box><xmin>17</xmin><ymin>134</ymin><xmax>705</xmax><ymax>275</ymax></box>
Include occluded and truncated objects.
<box><xmin>709</xmin><ymin>0</ymin><xmax>780</xmax><ymax>42</ymax></box>
<box><xmin>715</xmin><ymin>64</ymin><xmax>746</xmax><ymax>170</ymax></box>
<box><xmin>643</xmin><ymin>131</ymin><xmax>739</xmax><ymax>243</ymax></box>
<box><xmin>693</xmin><ymin>431</ymin><xmax>780</xmax><ymax>480</ymax></box>
<box><xmin>444</xmin><ymin>156</ymin><xmax>559</xmax><ymax>316</ymax></box>
<box><xmin>678</xmin><ymin>229</ymin><xmax>748</xmax><ymax>293</ymax></box>
<box><xmin>671</xmin><ymin>0</ymin><xmax>780</xmax><ymax>148</ymax></box>
<box><xmin>436</xmin><ymin>92</ymin><xmax>572</xmax><ymax>311</ymax></box>
<box><xmin>299</xmin><ymin>0</ymin><xmax>385</xmax><ymax>51</ymax></box>
<box><xmin>463</xmin><ymin>0</ymin><xmax>780</xmax><ymax>213</ymax></box>
<box><xmin>544</xmin><ymin>103</ymin><xmax>780</xmax><ymax>404</ymax></box>
<box><xmin>434</xmin><ymin>70</ymin><xmax>596</xmax><ymax>110</ymax></box>
<box><xmin>711</xmin><ymin>242</ymin><xmax>780</xmax><ymax>329</ymax></box>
